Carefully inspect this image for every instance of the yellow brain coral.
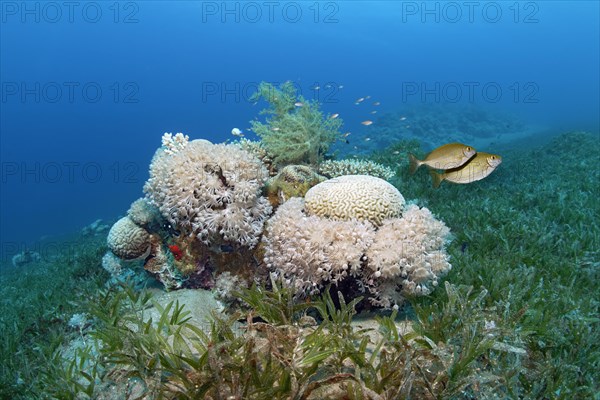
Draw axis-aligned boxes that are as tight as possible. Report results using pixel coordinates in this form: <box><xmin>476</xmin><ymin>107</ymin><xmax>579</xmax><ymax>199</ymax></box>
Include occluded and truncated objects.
<box><xmin>107</xmin><ymin>217</ymin><xmax>151</xmax><ymax>260</ymax></box>
<box><xmin>304</xmin><ymin>175</ymin><xmax>405</xmax><ymax>226</ymax></box>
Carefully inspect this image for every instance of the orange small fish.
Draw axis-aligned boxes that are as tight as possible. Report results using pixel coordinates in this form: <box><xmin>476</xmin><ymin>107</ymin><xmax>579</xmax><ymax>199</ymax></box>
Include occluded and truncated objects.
<box><xmin>361</xmin><ymin>120</ymin><xmax>373</xmax><ymax>126</ymax></box>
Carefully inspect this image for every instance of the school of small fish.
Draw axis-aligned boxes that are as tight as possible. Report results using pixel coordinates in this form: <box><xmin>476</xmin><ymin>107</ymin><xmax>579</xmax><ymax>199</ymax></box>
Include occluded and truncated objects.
<box><xmin>248</xmin><ymin>83</ymin><xmax>501</xmax><ymax>189</ymax></box>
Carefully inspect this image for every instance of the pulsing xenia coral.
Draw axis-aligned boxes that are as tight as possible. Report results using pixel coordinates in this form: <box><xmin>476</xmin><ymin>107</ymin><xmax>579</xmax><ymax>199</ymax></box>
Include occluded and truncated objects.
<box><xmin>263</xmin><ymin>198</ymin><xmax>375</xmax><ymax>295</ymax></box>
<box><xmin>250</xmin><ymin>81</ymin><xmax>343</xmax><ymax>167</ymax></box>
<box><xmin>144</xmin><ymin>138</ymin><xmax>272</xmax><ymax>249</ymax></box>
<box><xmin>365</xmin><ymin>204</ymin><xmax>452</xmax><ymax>307</ymax></box>
<box><xmin>262</xmin><ymin>175</ymin><xmax>452</xmax><ymax>308</ymax></box>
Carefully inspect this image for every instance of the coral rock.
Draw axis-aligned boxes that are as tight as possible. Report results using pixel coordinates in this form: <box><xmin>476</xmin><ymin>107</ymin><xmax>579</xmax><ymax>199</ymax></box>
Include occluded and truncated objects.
<box><xmin>265</xmin><ymin>165</ymin><xmax>326</xmax><ymax>206</ymax></box>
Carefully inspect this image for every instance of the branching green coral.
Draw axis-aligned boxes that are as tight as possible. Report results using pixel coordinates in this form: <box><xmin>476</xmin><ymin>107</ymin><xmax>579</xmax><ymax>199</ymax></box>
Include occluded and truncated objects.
<box><xmin>250</xmin><ymin>81</ymin><xmax>343</xmax><ymax>167</ymax></box>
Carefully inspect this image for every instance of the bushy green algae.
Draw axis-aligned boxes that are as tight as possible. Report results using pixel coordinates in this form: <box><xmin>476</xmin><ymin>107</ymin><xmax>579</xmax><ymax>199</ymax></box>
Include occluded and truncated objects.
<box><xmin>250</xmin><ymin>81</ymin><xmax>343</xmax><ymax>167</ymax></box>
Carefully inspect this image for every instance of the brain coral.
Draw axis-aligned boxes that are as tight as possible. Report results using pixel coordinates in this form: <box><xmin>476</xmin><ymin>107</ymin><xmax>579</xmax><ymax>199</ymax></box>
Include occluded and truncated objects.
<box><xmin>143</xmin><ymin>139</ymin><xmax>272</xmax><ymax>249</ymax></box>
<box><xmin>107</xmin><ymin>216</ymin><xmax>151</xmax><ymax>260</ymax></box>
<box><xmin>304</xmin><ymin>175</ymin><xmax>405</xmax><ymax>226</ymax></box>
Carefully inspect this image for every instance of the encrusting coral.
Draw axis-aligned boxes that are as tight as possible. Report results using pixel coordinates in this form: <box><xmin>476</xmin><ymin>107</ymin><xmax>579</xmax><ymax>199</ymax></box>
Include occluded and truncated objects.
<box><xmin>127</xmin><ymin>197</ymin><xmax>163</xmax><ymax>230</ymax></box>
<box><xmin>304</xmin><ymin>175</ymin><xmax>405</xmax><ymax>227</ymax></box>
<box><xmin>262</xmin><ymin>175</ymin><xmax>452</xmax><ymax>308</ymax></box>
<box><xmin>143</xmin><ymin>137</ymin><xmax>272</xmax><ymax>250</ymax></box>
<box><xmin>101</xmin><ymin>251</ymin><xmax>123</xmax><ymax>277</ymax></box>
<box><xmin>318</xmin><ymin>159</ymin><xmax>396</xmax><ymax>181</ymax></box>
<box><xmin>265</xmin><ymin>165</ymin><xmax>326</xmax><ymax>206</ymax></box>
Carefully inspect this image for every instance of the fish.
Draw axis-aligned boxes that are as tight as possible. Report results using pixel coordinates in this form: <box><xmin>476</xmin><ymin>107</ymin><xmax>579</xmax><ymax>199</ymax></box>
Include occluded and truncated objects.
<box><xmin>365</xmin><ymin>137</ymin><xmax>371</xmax><ymax>141</ymax></box>
<box><xmin>361</xmin><ymin>120</ymin><xmax>373</xmax><ymax>126</ymax></box>
<box><xmin>400</xmin><ymin>116</ymin><xmax>407</xmax><ymax>121</ymax></box>
<box><xmin>370</xmin><ymin>111</ymin><xmax>377</xmax><ymax>114</ymax></box>
<box><xmin>231</xmin><ymin>127</ymin><xmax>244</xmax><ymax>137</ymax></box>
<box><xmin>373</xmin><ymin>102</ymin><xmax>381</xmax><ymax>106</ymax></box>
<box><xmin>408</xmin><ymin>143</ymin><xmax>476</xmax><ymax>175</ymax></box>
<box><xmin>294</xmin><ymin>102</ymin><xmax>304</xmax><ymax>107</ymax></box>
<box><xmin>343</xmin><ymin>132</ymin><xmax>351</xmax><ymax>137</ymax></box>
<box><xmin>356</xmin><ymin>97</ymin><xmax>365</xmax><ymax>103</ymax></box>
<box><xmin>330</xmin><ymin>113</ymin><xmax>339</xmax><ymax>119</ymax></box>
<box><xmin>429</xmin><ymin>152</ymin><xmax>502</xmax><ymax>189</ymax></box>
<box><xmin>338</xmin><ymin>85</ymin><xmax>344</xmax><ymax>89</ymax></box>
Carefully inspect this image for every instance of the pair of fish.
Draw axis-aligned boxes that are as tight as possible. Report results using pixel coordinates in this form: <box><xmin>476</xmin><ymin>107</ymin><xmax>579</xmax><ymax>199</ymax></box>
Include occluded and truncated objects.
<box><xmin>409</xmin><ymin>143</ymin><xmax>502</xmax><ymax>188</ymax></box>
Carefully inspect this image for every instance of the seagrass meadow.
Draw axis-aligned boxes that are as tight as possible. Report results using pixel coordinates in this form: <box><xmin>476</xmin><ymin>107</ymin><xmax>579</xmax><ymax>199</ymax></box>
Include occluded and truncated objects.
<box><xmin>0</xmin><ymin>131</ymin><xmax>598</xmax><ymax>399</ymax></box>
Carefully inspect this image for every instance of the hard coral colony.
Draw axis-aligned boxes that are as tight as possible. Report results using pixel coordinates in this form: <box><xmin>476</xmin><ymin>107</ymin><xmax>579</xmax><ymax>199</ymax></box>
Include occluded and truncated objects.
<box><xmin>104</xmin><ymin>83</ymin><xmax>453</xmax><ymax>307</ymax></box>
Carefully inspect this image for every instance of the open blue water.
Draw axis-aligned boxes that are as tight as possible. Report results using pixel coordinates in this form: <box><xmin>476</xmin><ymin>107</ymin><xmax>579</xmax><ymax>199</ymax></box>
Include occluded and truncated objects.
<box><xmin>1</xmin><ymin>1</ymin><xmax>598</xmax><ymax>263</ymax></box>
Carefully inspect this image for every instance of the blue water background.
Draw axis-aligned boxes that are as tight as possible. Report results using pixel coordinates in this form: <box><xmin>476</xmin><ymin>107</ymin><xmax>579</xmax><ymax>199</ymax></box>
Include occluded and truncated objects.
<box><xmin>1</xmin><ymin>1</ymin><xmax>598</xmax><ymax>261</ymax></box>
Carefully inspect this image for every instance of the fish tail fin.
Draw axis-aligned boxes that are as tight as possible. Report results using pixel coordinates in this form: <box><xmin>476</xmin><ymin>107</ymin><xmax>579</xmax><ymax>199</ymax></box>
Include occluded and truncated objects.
<box><xmin>429</xmin><ymin>170</ymin><xmax>444</xmax><ymax>189</ymax></box>
<box><xmin>408</xmin><ymin>153</ymin><xmax>422</xmax><ymax>175</ymax></box>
